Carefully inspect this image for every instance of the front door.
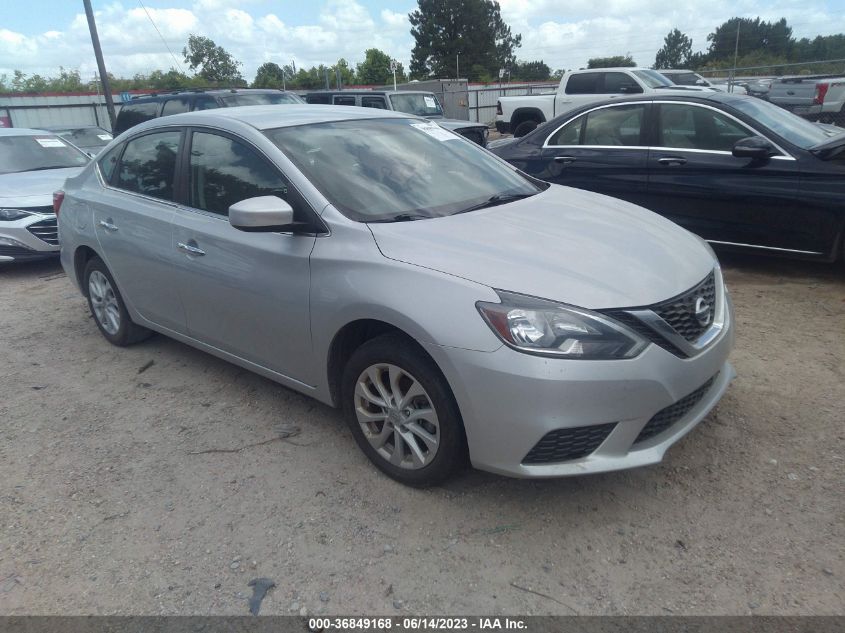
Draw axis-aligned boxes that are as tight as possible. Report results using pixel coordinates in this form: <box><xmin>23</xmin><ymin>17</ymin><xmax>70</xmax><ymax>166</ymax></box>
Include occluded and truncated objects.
<box><xmin>93</xmin><ymin>129</ymin><xmax>186</xmax><ymax>332</ymax></box>
<box><xmin>645</xmin><ymin>102</ymin><xmax>812</xmax><ymax>251</ymax></box>
<box><xmin>170</xmin><ymin>129</ymin><xmax>317</xmax><ymax>384</ymax></box>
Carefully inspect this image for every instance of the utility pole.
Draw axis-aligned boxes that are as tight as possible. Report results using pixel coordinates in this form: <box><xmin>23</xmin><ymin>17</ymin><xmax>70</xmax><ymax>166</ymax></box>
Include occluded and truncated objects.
<box><xmin>83</xmin><ymin>0</ymin><xmax>116</xmax><ymax>130</ymax></box>
<box><xmin>456</xmin><ymin>53</ymin><xmax>460</xmax><ymax>79</ymax></box>
<box><xmin>730</xmin><ymin>21</ymin><xmax>741</xmax><ymax>93</ymax></box>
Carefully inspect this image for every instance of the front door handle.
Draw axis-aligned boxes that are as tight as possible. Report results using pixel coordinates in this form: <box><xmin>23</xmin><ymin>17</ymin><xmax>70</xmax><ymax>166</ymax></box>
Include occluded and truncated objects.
<box><xmin>657</xmin><ymin>156</ymin><xmax>687</xmax><ymax>166</ymax></box>
<box><xmin>98</xmin><ymin>219</ymin><xmax>118</xmax><ymax>232</ymax></box>
<box><xmin>177</xmin><ymin>241</ymin><xmax>206</xmax><ymax>256</ymax></box>
<box><xmin>554</xmin><ymin>156</ymin><xmax>576</xmax><ymax>164</ymax></box>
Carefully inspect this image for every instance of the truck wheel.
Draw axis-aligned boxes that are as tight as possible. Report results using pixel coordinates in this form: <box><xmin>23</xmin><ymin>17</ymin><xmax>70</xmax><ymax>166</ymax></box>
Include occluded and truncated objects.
<box><xmin>513</xmin><ymin>120</ymin><xmax>538</xmax><ymax>137</ymax></box>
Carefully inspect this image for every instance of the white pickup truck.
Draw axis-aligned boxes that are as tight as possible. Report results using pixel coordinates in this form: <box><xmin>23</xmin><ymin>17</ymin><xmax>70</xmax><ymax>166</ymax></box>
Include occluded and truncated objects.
<box><xmin>495</xmin><ymin>67</ymin><xmax>713</xmax><ymax>136</ymax></box>
<box><xmin>768</xmin><ymin>75</ymin><xmax>845</xmax><ymax>126</ymax></box>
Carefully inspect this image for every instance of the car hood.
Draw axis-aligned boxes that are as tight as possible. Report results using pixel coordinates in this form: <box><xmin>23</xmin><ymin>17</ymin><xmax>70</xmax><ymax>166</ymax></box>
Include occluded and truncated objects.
<box><xmin>368</xmin><ymin>185</ymin><xmax>715</xmax><ymax>309</ymax></box>
<box><xmin>428</xmin><ymin>117</ymin><xmax>486</xmax><ymax>130</ymax></box>
<box><xmin>0</xmin><ymin>167</ymin><xmax>84</xmax><ymax>207</ymax></box>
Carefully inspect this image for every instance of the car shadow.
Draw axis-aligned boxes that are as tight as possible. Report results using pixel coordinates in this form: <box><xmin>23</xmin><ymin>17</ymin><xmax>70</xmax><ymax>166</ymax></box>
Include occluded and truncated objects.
<box><xmin>0</xmin><ymin>257</ymin><xmax>63</xmax><ymax>280</ymax></box>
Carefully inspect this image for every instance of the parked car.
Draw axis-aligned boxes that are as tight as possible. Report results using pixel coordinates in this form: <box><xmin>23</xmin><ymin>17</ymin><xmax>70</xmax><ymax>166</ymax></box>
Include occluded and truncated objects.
<box><xmin>113</xmin><ymin>88</ymin><xmax>304</xmax><ymax>135</ymax></box>
<box><xmin>57</xmin><ymin>105</ymin><xmax>734</xmax><ymax>485</ymax></box>
<box><xmin>303</xmin><ymin>90</ymin><xmax>489</xmax><ymax>146</ymax></box>
<box><xmin>768</xmin><ymin>75</ymin><xmax>845</xmax><ymax>125</ymax></box>
<box><xmin>45</xmin><ymin>125</ymin><xmax>114</xmax><ymax>155</ymax></box>
<box><xmin>657</xmin><ymin>70</ymin><xmax>748</xmax><ymax>95</ymax></box>
<box><xmin>489</xmin><ymin>92</ymin><xmax>845</xmax><ymax>261</ymax></box>
<box><xmin>495</xmin><ymin>68</ymin><xmax>713</xmax><ymax>137</ymax></box>
<box><xmin>0</xmin><ymin>128</ymin><xmax>89</xmax><ymax>262</ymax></box>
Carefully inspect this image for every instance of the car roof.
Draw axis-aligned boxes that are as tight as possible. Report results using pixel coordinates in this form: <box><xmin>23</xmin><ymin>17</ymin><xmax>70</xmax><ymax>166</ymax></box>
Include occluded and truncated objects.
<box><xmin>0</xmin><ymin>127</ymin><xmax>57</xmax><ymax>137</ymax></box>
<box><xmin>128</xmin><ymin>104</ymin><xmax>413</xmax><ymax>133</ymax></box>
<box><xmin>43</xmin><ymin>125</ymin><xmax>108</xmax><ymax>131</ymax></box>
<box><xmin>305</xmin><ymin>90</ymin><xmax>432</xmax><ymax>96</ymax></box>
<box><xmin>125</xmin><ymin>88</ymin><xmax>296</xmax><ymax>104</ymax></box>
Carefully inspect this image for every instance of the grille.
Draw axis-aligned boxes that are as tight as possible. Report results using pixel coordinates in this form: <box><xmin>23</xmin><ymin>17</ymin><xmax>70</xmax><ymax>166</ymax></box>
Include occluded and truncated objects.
<box><xmin>653</xmin><ymin>271</ymin><xmax>716</xmax><ymax>343</ymax></box>
<box><xmin>26</xmin><ymin>217</ymin><xmax>59</xmax><ymax>246</ymax></box>
<box><xmin>633</xmin><ymin>375</ymin><xmax>717</xmax><ymax>445</ymax></box>
<box><xmin>522</xmin><ymin>422</ymin><xmax>616</xmax><ymax>464</ymax></box>
<box><xmin>602</xmin><ymin>309</ymin><xmax>687</xmax><ymax>357</ymax></box>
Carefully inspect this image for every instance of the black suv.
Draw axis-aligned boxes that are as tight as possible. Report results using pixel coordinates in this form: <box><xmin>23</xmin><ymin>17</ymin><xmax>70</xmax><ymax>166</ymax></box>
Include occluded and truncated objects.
<box><xmin>114</xmin><ymin>88</ymin><xmax>304</xmax><ymax>134</ymax></box>
<box><xmin>303</xmin><ymin>90</ymin><xmax>489</xmax><ymax>146</ymax></box>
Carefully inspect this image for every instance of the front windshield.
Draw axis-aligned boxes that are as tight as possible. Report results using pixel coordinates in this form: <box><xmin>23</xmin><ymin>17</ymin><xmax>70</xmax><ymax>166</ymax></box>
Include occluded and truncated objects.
<box><xmin>632</xmin><ymin>69</ymin><xmax>674</xmax><ymax>88</ymax></box>
<box><xmin>222</xmin><ymin>93</ymin><xmax>303</xmax><ymax>106</ymax></box>
<box><xmin>0</xmin><ymin>134</ymin><xmax>90</xmax><ymax>175</ymax></box>
<box><xmin>730</xmin><ymin>97</ymin><xmax>834</xmax><ymax>149</ymax></box>
<box><xmin>665</xmin><ymin>72</ymin><xmax>702</xmax><ymax>86</ymax></box>
<box><xmin>266</xmin><ymin>118</ymin><xmax>544</xmax><ymax>222</ymax></box>
<box><xmin>54</xmin><ymin>128</ymin><xmax>113</xmax><ymax>147</ymax></box>
<box><xmin>388</xmin><ymin>93</ymin><xmax>443</xmax><ymax>117</ymax></box>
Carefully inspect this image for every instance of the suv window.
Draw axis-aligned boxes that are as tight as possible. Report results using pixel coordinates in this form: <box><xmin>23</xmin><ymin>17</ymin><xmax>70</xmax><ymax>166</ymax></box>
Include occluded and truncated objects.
<box><xmin>188</xmin><ymin>131</ymin><xmax>289</xmax><ymax>216</ymax></box>
<box><xmin>658</xmin><ymin>104</ymin><xmax>754</xmax><ymax>151</ymax></box>
<box><xmin>114</xmin><ymin>130</ymin><xmax>181</xmax><ymax>201</ymax></box>
<box><xmin>565</xmin><ymin>73</ymin><xmax>601</xmax><ymax>95</ymax></box>
<box><xmin>603</xmin><ymin>72</ymin><xmax>642</xmax><ymax>94</ymax></box>
<box><xmin>361</xmin><ymin>96</ymin><xmax>387</xmax><ymax>109</ymax></box>
<box><xmin>193</xmin><ymin>96</ymin><xmax>219</xmax><ymax>110</ymax></box>
<box><xmin>548</xmin><ymin>104</ymin><xmax>646</xmax><ymax>146</ymax></box>
<box><xmin>161</xmin><ymin>98</ymin><xmax>191</xmax><ymax>116</ymax></box>
<box><xmin>114</xmin><ymin>102</ymin><xmax>159</xmax><ymax>134</ymax></box>
<box><xmin>333</xmin><ymin>96</ymin><xmax>356</xmax><ymax>106</ymax></box>
<box><xmin>305</xmin><ymin>94</ymin><xmax>332</xmax><ymax>104</ymax></box>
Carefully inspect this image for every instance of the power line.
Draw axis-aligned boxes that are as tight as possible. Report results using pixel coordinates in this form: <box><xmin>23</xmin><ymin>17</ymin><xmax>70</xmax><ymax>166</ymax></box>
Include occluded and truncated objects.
<box><xmin>137</xmin><ymin>0</ymin><xmax>185</xmax><ymax>74</ymax></box>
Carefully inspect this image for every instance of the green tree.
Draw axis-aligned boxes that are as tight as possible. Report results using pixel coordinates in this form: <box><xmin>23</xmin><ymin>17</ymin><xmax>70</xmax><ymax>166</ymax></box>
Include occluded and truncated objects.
<box><xmin>654</xmin><ymin>29</ymin><xmax>694</xmax><ymax>69</ymax></box>
<box><xmin>253</xmin><ymin>62</ymin><xmax>287</xmax><ymax>88</ymax></box>
<box><xmin>706</xmin><ymin>17</ymin><xmax>793</xmax><ymax>62</ymax></box>
<box><xmin>586</xmin><ymin>55</ymin><xmax>636</xmax><ymax>69</ymax></box>
<box><xmin>182</xmin><ymin>34</ymin><xmax>244</xmax><ymax>84</ymax></box>
<box><xmin>334</xmin><ymin>58</ymin><xmax>356</xmax><ymax>86</ymax></box>
<box><xmin>512</xmin><ymin>60</ymin><xmax>550</xmax><ymax>81</ymax></box>
<box><xmin>356</xmin><ymin>48</ymin><xmax>405</xmax><ymax>85</ymax></box>
<box><xmin>409</xmin><ymin>0</ymin><xmax>521</xmax><ymax>81</ymax></box>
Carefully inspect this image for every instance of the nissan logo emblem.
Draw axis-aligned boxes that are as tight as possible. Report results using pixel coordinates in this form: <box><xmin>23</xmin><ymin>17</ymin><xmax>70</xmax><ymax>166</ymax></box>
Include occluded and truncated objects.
<box><xmin>694</xmin><ymin>297</ymin><xmax>712</xmax><ymax>327</ymax></box>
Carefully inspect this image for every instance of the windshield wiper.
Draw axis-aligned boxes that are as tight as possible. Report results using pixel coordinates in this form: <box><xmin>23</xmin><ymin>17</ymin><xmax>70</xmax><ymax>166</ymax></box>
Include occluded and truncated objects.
<box><xmin>26</xmin><ymin>165</ymin><xmax>77</xmax><ymax>171</ymax></box>
<box><xmin>457</xmin><ymin>192</ymin><xmax>536</xmax><ymax>214</ymax></box>
<box><xmin>368</xmin><ymin>212</ymin><xmax>431</xmax><ymax>223</ymax></box>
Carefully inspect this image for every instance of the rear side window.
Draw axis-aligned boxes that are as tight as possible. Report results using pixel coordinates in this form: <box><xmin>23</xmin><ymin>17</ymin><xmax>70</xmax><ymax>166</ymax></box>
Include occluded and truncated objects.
<box><xmin>114</xmin><ymin>102</ymin><xmax>159</xmax><ymax>133</ymax></box>
<box><xmin>333</xmin><ymin>96</ymin><xmax>356</xmax><ymax>106</ymax></box>
<box><xmin>193</xmin><ymin>97</ymin><xmax>219</xmax><ymax>111</ymax></box>
<box><xmin>161</xmin><ymin>98</ymin><xmax>191</xmax><ymax>116</ymax></box>
<box><xmin>361</xmin><ymin>96</ymin><xmax>387</xmax><ymax>109</ymax></box>
<box><xmin>547</xmin><ymin>115</ymin><xmax>585</xmax><ymax>145</ymax></box>
<box><xmin>114</xmin><ymin>130</ymin><xmax>181</xmax><ymax>201</ymax></box>
<box><xmin>188</xmin><ymin>131</ymin><xmax>289</xmax><ymax>216</ymax></box>
<box><xmin>583</xmin><ymin>104</ymin><xmax>646</xmax><ymax>145</ymax></box>
<box><xmin>305</xmin><ymin>94</ymin><xmax>332</xmax><ymax>104</ymax></box>
<box><xmin>565</xmin><ymin>73</ymin><xmax>601</xmax><ymax>95</ymax></box>
<box><xmin>97</xmin><ymin>143</ymin><xmax>123</xmax><ymax>183</ymax></box>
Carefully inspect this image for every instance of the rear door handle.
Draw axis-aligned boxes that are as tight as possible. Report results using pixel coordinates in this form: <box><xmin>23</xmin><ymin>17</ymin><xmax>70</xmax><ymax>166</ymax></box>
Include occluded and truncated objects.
<box><xmin>554</xmin><ymin>156</ymin><xmax>576</xmax><ymax>164</ymax></box>
<box><xmin>177</xmin><ymin>241</ymin><xmax>205</xmax><ymax>256</ymax></box>
<box><xmin>98</xmin><ymin>219</ymin><xmax>118</xmax><ymax>232</ymax></box>
<box><xmin>657</xmin><ymin>156</ymin><xmax>687</xmax><ymax>166</ymax></box>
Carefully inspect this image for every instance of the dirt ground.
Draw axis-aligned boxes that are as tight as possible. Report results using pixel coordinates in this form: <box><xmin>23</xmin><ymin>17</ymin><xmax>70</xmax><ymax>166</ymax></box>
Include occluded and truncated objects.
<box><xmin>0</xmin><ymin>252</ymin><xmax>842</xmax><ymax>616</ymax></box>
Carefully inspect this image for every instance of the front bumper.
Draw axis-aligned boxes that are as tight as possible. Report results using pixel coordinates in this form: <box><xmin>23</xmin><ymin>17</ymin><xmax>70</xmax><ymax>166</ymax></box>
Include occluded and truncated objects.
<box><xmin>0</xmin><ymin>213</ymin><xmax>59</xmax><ymax>262</ymax></box>
<box><xmin>424</xmin><ymin>299</ymin><xmax>735</xmax><ymax>478</ymax></box>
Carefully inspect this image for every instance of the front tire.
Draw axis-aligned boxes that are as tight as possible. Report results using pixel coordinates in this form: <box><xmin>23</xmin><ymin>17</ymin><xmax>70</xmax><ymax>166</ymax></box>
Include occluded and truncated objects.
<box><xmin>83</xmin><ymin>256</ymin><xmax>151</xmax><ymax>346</ymax></box>
<box><xmin>341</xmin><ymin>334</ymin><xmax>466</xmax><ymax>487</ymax></box>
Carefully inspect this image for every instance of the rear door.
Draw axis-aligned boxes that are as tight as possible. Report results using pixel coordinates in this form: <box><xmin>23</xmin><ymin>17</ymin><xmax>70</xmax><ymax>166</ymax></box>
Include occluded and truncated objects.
<box><xmin>644</xmin><ymin>102</ymin><xmax>814</xmax><ymax>250</ymax></box>
<box><xmin>520</xmin><ymin>102</ymin><xmax>651</xmax><ymax>206</ymax></box>
<box><xmin>93</xmin><ymin>129</ymin><xmax>186</xmax><ymax>331</ymax></box>
<box><xmin>169</xmin><ymin>128</ymin><xmax>318</xmax><ymax>383</ymax></box>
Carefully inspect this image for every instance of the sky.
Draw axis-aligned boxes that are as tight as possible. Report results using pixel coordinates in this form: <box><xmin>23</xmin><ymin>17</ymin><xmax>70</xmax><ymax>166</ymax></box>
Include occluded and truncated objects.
<box><xmin>2</xmin><ymin>0</ymin><xmax>845</xmax><ymax>83</ymax></box>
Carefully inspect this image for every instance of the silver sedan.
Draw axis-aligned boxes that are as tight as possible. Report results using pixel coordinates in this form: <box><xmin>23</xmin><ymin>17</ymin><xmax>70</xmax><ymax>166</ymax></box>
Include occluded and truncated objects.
<box><xmin>57</xmin><ymin>105</ymin><xmax>734</xmax><ymax>486</ymax></box>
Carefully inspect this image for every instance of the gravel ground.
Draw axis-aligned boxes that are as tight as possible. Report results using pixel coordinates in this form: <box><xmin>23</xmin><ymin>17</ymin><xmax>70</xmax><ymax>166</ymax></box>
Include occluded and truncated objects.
<box><xmin>0</xmin><ymin>252</ymin><xmax>842</xmax><ymax>616</ymax></box>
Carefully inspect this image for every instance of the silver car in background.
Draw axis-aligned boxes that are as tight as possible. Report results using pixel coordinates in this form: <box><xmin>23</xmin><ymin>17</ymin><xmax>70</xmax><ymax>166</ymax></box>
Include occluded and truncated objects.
<box><xmin>1</xmin><ymin>128</ymin><xmax>89</xmax><ymax>262</ymax></box>
<box><xmin>57</xmin><ymin>105</ymin><xmax>734</xmax><ymax>486</ymax></box>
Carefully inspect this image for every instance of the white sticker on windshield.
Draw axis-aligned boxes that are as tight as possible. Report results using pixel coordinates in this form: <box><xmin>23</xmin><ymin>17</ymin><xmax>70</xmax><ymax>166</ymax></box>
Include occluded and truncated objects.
<box><xmin>97</xmin><ymin>134</ymin><xmax>113</xmax><ymax>141</ymax></box>
<box><xmin>411</xmin><ymin>122</ymin><xmax>457</xmax><ymax>141</ymax></box>
<box><xmin>35</xmin><ymin>137</ymin><xmax>67</xmax><ymax>148</ymax></box>
<box><xmin>424</xmin><ymin>96</ymin><xmax>437</xmax><ymax>108</ymax></box>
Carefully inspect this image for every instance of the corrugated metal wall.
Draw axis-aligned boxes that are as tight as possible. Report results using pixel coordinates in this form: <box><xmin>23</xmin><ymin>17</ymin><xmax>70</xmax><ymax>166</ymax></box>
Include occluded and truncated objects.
<box><xmin>0</xmin><ymin>94</ymin><xmax>114</xmax><ymax>130</ymax></box>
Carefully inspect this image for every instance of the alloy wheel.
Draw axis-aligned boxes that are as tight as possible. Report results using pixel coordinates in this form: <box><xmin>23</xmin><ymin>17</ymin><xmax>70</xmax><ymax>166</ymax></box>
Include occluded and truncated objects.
<box><xmin>88</xmin><ymin>270</ymin><xmax>121</xmax><ymax>335</ymax></box>
<box><xmin>354</xmin><ymin>363</ymin><xmax>440</xmax><ymax>469</ymax></box>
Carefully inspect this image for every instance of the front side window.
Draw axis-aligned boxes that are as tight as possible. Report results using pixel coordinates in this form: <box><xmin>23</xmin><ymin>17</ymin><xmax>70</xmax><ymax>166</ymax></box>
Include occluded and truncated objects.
<box><xmin>161</xmin><ymin>98</ymin><xmax>191</xmax><ymax>116</ymax></box>
<box><xmin>603</xmin><ymin>73</ymin><xmax>641</xmax><ymax>94</ymax></box>
<box><xmin>116</xmin><ymin>102</ymin><xmax>159</xmax><ymax>132</ymax></box>
<box><xmin>333</xmin><ymin>96</ymin><xmax>356</xmax><ymax>106</ymax></box>
<box><xmin>658</xmin><ymin>104</ymin><xmax>754</xmax><ymax>151</ymax></box>
<box><xmin>361</xmin><ymin>96</ymin><xmax>388</xmax><ymax>109</ymax></box>
<box><xmin>188</xmin><ymin>131</ymin><xmax>289</xmax><ymax>216</ymax></box>
<box><xmin>266</xmin><ymin>118</ymin><xmax>544</xmax><ymax>223</ymax></box>
<box><xmin>193</xmin><ymin>97</ymin><xmax>219</xmax><ymax>111</ymax></box>
<box><xmin>0</xmin><ymin>134</ymin><xmax>89</xmax><ymax>175</ymax></box>
<box><xmin>114</xmin><ymin>130</ymin><xmax>181</xmax><ymax>201</ymax></box>
<box><xmin>565</xmin><ymin>73</ymin><xmax>601</xmax><ymax>95</ymax></box>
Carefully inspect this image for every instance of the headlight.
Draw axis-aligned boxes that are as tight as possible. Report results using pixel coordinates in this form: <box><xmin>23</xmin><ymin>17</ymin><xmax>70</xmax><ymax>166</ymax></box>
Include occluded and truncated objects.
<box><xmin>0</xmin><ymin>208</ymin><xmax>33</xmax><ymax>221</ymax></box>
<box><xmin>477</xmin><ymin>291</ymin><xmax>648</xmax><ymax>359</ymax></box>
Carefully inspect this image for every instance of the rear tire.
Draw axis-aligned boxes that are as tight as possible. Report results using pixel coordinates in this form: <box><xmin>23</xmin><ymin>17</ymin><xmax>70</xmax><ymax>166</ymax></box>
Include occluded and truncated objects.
<box><xmin>83</xmin><ymin>256</ymin><xmax>152</xmax><ymax>347</ymax></box>
<box><xmin>341</xmin><ymin>333</ymin><xmax>467</xmax><ymax>487</ymax></box>
<box><xmin>513</xmin><ymin>120</ymin><xmax>539</xmax><ymax>137</ymax></box>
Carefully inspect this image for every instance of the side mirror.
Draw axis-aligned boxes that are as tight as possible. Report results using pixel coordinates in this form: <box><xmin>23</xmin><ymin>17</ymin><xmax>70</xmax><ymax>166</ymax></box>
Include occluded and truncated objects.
<box><xmin>732</xmin><ymin>136</ymin><xmax>775</xmax><ymax>160</ymax></box>
<box><xmin>229</xmin><ymin>196</ymin><xmax>296</xmax><ymax>232</ymax></box>
<box><xmin>695</xmin><ymin>79</ymin><xmax>708</xmax><ymax>86</ymax></box>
